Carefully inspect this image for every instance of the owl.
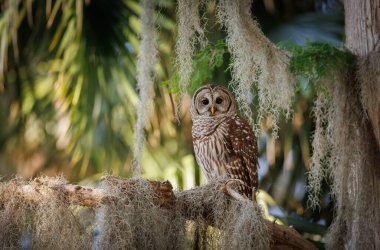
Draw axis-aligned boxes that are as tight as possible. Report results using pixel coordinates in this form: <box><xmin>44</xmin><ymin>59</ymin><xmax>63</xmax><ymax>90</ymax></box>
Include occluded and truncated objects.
<box><xmin>191</xmin><ymin>84</ymin><xmax>259</xmax><ymax>200</ymax></box>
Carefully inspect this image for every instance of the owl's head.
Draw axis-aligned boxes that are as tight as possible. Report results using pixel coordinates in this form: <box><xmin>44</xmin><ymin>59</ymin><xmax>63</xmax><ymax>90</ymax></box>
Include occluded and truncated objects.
<box><xmin>191</xmin><ymin>84</ymin><xmax>236</xmax><ymax>119</ymax></box>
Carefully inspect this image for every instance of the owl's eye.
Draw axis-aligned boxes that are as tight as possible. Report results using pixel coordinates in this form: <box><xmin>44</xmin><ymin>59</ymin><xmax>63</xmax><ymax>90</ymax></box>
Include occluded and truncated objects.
<box><xmin>215</xmin><ymin>97</ymin><xmax>223</xmax><ymax>104</ymax></box>
<box><xmin>202</xmin><ymin>99</ymin><xmax>209</xmax><ymax>105</ymax></box>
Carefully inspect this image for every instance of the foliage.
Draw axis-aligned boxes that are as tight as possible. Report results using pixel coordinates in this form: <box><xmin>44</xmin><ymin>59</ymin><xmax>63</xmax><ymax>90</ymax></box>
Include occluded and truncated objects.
<box><xmin>0</xmin><ymin>0</ymin><xmax>140</xmax><ymax>180</ymax></box>
<box><xmin>281</xmin><ymin>42</ymin><xmax>354</xmax><ymax>88</ymax></box>
<box><xmin>162</xmin><ymin>40</ymin><xmax>227</xmax><ymax>95</ymax></box>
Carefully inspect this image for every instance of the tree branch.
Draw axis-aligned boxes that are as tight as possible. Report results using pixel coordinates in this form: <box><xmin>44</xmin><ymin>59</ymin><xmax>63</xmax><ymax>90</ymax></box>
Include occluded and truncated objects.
<box><xmin>16</xmin><ymin>176</ymin><xmax>317</xmax><ymax>250</ymax></box>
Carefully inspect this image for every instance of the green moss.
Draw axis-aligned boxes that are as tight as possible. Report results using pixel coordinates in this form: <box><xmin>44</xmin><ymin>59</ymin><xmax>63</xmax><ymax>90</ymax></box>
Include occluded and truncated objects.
<box><xmin>280</xmin><ymin>42</ymin><xmax>354</xmax><ymax>89</ymax></box>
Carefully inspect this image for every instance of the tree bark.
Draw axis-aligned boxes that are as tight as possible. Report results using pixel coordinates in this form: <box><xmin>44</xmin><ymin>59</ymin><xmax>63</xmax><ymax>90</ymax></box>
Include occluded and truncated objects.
<box><xmin>343</xmin><ymin>1</ymin><xmax>380</xmax><ymax>248</ymax></box>
<box><xmin>345</xmin><ymin>0</ymin><xmax>380</xmax><ymax>56</ymax></box>
<box><xmin>345</xmin><ymin>0</ymin><xmax>380</xmax><ymax>147</ymax></box>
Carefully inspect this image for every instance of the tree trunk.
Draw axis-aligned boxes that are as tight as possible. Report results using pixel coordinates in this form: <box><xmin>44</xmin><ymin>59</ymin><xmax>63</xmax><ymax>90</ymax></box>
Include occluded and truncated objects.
<box><xmin>345</xmin><ymin>0</ymin><xmax>380</xmax><ymax>56</ymax></box>
<box><xmin>341</xmin><ymin>1</ymin><xmax>380</xmax><ymax>248</ymax></box>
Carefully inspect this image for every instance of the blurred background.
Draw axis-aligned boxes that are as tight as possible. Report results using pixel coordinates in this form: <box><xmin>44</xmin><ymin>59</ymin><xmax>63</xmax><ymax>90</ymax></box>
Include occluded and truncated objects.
<box><xmin>0</xmin><ymin>0</ymin><xmax>343</xmax><ymax>247</ymax></box>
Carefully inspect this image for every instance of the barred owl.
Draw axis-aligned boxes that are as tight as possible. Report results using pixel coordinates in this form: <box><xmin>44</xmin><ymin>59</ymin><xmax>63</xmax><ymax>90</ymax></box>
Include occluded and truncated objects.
<box><xmin>191</xmin><ymin>84</ymin><xmax>258</xmax><ymax>200</ymax></box>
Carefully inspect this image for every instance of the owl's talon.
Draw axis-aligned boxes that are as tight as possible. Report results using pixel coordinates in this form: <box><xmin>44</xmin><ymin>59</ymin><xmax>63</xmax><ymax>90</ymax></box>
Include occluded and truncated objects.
<box><xmin>225</xmin><ymin>179</ymin><xmax>245</xmax><ymax>187</ymax></box>
<box><xmin>222</xmin><ymin>179</ymin><xmax>247</xmax><ymax>202</ymax></box>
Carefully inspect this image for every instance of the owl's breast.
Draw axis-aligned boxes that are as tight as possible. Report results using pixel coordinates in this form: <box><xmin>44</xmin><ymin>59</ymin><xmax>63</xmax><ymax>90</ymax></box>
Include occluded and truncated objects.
<box><xmin>193</xmin><ymin>123</ymin><xmax>230</xmax><ymax>181</ymax></box>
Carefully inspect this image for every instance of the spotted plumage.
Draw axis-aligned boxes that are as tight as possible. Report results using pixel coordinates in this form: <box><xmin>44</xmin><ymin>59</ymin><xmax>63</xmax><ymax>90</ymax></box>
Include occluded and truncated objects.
<box><xmin>191</xmin><ymin>84</ymin><xmax>259</xmax><ymax>200</ymax></box>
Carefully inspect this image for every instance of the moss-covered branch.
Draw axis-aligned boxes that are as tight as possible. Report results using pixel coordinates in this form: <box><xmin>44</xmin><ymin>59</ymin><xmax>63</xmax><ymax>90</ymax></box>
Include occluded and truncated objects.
<box><xmin>8</xmin><ymin>176</ymin><xmax>317</xmax><ymax>250</ymax></box>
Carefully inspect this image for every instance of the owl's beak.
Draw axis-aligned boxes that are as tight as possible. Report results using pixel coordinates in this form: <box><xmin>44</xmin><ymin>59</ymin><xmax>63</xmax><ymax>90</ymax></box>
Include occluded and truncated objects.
<box><xmin>210</xmin><ymin>105</ymin><xmax>216</xmax><ymax>115</ymax></box>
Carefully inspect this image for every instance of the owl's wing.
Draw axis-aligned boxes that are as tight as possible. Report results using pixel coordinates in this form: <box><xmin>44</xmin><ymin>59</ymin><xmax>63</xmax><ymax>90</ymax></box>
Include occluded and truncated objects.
<box><xmin>224</xmin><ymin>115</ymin><xmax>259</xmax><ymax>198</ymax></box>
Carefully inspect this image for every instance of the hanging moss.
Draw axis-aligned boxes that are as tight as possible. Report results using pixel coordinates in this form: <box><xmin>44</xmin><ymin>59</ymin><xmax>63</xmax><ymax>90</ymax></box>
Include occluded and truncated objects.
<box><xmin>0</xmin><ymin>176</ymin><xmax>271</xmax><ymax>249</ymax></box>
<box><xmin>98</xmin><ymin>178</ymin><xmax>270</xmax><ymax>249</ymax></box>
<box><xmin>176</xmin><ymin>179</ymin><xmax>271</xmax><ymax>249</ymax></box>
<box><xmin>132</xmin><ymin>0</ymin><xmax>158</xmax><ymax>177</ymax></box>
<box><xmin>307</xmin><ymin>93</ymin><xmax>331</xmax><ymax>210</ymax></box>
<box><xmin>0</xmin><ymin>177</ymin><xmax>92</xmax><ymax>249</ymax></box>
<box><xmin>97</xmin><ymin>178</ymin><xmax>186</xmax><ymax>249</ymax></box>
<box><xmin>163</xmin><ymin>40</ymin><xmax>227</xmax><ymax>95</ymax></box>
<box><xmin>217</xmin><ymin>0</ymin><xmax>295</xmax><ymax>137</ymax></box>
<box><xmin>175</xmin><ymin>0</ymin><xmax>208</xmax><ymax>97</ymax></box>
<box><xmin>289</xmin><ymin>43</ymin><xmax>380</xmax><ymax>248</ymax></box>
<box><xmin>273</xmin><ymin>42</ymin><xmax>355</xmax><ymax>210</ymax></box>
